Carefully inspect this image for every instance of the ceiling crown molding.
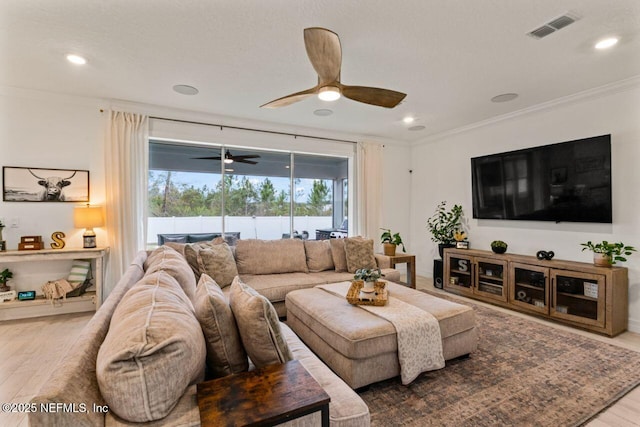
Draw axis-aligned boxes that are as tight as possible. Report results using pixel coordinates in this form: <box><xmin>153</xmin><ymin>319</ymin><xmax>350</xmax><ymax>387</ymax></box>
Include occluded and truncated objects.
<box><xmin>413</xmin><ymin>75</ymin><xmax>640</xmax><ymax>146</ymax></box>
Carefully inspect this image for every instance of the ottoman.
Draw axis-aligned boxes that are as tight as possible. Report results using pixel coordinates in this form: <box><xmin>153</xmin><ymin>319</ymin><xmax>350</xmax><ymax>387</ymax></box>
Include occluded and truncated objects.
<box><xmin>285</xmin><ymin>281</ymin><xmax>478</xmax><ymax>389</ymax></box>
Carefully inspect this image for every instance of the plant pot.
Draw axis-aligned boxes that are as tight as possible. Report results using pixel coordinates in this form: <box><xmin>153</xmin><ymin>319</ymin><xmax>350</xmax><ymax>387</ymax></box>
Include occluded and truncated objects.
<box><xmin>593</xmin><ymin>253</ymin><xmax>612</xmax><ymax>267</ymax></box>
<box><xmin>438</xmin><ymin>243</ymin><xmax>455</xmax><ymax>259</ymax></box>
<box><xmin>491</xmin><ymin>246</ymin><xmax>507</xmax><ymax>254</ymax></box>
<box><xmin>383</xmin><ymin>243</ymin><xmax>397</xmax><ymax>256</ymax></box>
<box><xmin>363</xmin><ymin>281</ymin><xmax>375</xmax><ymax>291</ymax></box>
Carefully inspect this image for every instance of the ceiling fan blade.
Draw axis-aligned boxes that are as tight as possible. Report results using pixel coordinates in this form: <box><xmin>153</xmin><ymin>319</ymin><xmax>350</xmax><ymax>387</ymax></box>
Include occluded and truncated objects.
<box><xmin>341</xmin><ymin>85</ymin><xmax>406</xmax><ymax>108</ymax></box>
<box><xmin>237</xmin><ymin>159</ymin><xmax>259</xmax><ymax>165</ymax></box>
<box><xmin>304</xmin><ymin>27</ymin><xmax>342</xmax><ymax>85</ymax></box>
<box><xmin>193</xmin><ymin>156</ymin><xmax>222</xmax><ymax>160</ymax></box>
<box><xmin>260</xmin><ymin>87</ymin><xmax>317</xmax><ymax>108</ymax></box>
<box><xmin>234</xmin><ymin>155</ymin><xmax>261</xmax><ymax>160</ymax></box>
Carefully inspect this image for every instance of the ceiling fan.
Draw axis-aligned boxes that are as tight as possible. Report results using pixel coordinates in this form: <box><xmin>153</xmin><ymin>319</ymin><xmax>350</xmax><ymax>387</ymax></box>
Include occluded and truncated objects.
<box><xmin>261</xmin><ymin>27</ymin><xmax>406</xmax><ymax>109</ymax></box>
<box><xmin>194</xmin><ymin>149</ymin><xmax>260</xmax><ymax>165</ymax></box>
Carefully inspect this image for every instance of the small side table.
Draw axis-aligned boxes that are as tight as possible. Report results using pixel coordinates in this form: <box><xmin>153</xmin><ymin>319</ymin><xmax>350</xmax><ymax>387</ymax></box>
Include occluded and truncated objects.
<box><xmin>386</xmin><ymin>253</ymin><xmax>417</xmax><ymax>289</ymax></box>
<box><xmin>197</xmin><ymin>359</ymin><xmax>330</xmax><ymax>427</ymax></box>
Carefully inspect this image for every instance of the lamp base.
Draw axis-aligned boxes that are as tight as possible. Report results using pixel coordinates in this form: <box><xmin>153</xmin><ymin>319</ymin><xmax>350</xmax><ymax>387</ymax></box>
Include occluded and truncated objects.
<box><xmin>83</xmin><ymin>229</ymin><xmax>97</xmax><ymax>249</ymax></box>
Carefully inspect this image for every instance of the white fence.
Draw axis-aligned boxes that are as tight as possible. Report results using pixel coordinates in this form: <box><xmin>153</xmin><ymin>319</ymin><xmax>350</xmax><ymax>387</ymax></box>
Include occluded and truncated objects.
<box><xmin>147</xmin><ymin>216</ymin><xmax>334</xmax><ymax>244</ymax></box>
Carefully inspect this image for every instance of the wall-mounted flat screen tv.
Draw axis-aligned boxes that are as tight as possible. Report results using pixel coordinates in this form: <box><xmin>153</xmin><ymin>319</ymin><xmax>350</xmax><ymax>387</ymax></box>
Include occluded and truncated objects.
<box><xmin>471</xmin><ymin>134</ymin><xmax>612</xmax><ymax>223</ymax></box>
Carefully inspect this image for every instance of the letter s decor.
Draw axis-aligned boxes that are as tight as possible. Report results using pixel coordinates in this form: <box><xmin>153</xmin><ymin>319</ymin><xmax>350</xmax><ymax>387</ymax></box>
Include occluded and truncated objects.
<box><xmin>51</xmin><ymin>231</ymin><xmax>66</xmax><ymax>249</ymax></box>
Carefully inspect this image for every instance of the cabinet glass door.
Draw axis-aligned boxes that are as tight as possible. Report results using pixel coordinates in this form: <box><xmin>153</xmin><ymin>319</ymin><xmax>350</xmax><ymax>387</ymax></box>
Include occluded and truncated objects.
<box><xmin>444</xmin><ymin>254</ymin><xmax>473</xmax><ymax>295</ymax></box>
<box><xmin>551</xmin><ymin>270</ymin><xmax>605</xmax><ymax>328</ymax></box>
<box><xmin>474</xmin><ymin>257</ymin><xmax>508</xmax><ymax>302</ymax></box>
<box><xmin>509</xmin><ymin>263</ymin><xmax>549</xmax><ymax>314</ymax></box>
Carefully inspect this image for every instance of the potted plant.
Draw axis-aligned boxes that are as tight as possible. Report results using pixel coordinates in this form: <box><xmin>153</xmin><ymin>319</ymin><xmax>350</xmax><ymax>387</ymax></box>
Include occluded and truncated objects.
<box><xmin>353</xmin><ymin>268</ymin><xmax>384</xmax><ymax>291</ymax></box>
<box><xmin>490</xmin><ymin>240</ymin><xmax>508</xmax><ymax>254</ymax></box>
<box><xmin>580</xmin><ymin>241</ymin><xmax>636</xmax><ymax>266</ymax></box>
<box><xmin>0</xmin><ymin>268</ymin><xmax>13</xmax><ymax>292</ymax></box>
<box><xmin>380</xmin><ymin>228</ymin><xmax>406</xmax><ymax>256</ymax></box>
<box><xmin>426</xmin><ymin>201</ymin><xmax>464</xmax><ymax>258</ymax></box>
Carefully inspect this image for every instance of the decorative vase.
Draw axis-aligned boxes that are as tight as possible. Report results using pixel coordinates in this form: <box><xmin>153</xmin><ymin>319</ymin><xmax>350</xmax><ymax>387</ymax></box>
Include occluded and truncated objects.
<box><xmin>383</xmin><ymin>243</ymin><xmax>396</xmax><ymax>256</ymax></box>
<box><xmin>492</xmin><ymin>246</ymin><xmax>507</xmax><ymax>254</ymax></box>
<box><xmin>438</xmin><ymin>243</ymin><xmax>455</xmax><ymax>259</ymax></box>
<box><xmin>363</xmin><ymin>280</ymin><xmax>375</xmax><ymax>291</ymax></box>
<box><xmin>593</xmin><ymin>253</ymin><xmax>612</xmax><ymax>267</ymax></box>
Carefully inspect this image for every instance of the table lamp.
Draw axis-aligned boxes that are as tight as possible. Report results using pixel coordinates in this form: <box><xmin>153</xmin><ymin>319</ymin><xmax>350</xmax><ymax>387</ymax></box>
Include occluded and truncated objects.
<box><xmin>74</xmin><ymin>205</ymin><xmax>104</xmax><ymax>248</ymax></box>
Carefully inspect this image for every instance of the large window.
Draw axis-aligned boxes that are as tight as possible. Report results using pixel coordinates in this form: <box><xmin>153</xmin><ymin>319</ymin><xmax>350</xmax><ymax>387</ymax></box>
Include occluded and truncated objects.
<box><xmin>147</xmin><ymin>141</ymin><xmax>349</xmax><ymax>245</ymax></box>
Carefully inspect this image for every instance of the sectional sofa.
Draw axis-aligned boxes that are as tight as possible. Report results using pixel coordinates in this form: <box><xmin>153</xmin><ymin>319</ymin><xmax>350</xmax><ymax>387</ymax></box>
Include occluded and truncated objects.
<box><xmin>29</xmin><ymin>238</ymin><xmax>400</xmax><ymax>426</ymax></box>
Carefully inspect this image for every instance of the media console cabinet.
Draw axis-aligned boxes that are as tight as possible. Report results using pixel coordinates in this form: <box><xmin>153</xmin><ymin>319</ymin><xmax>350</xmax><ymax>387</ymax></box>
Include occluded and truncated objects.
<box><xmin>443</xmin><ymin>248</ymin><xmax>628</xmax><ymax>337</ymax></box>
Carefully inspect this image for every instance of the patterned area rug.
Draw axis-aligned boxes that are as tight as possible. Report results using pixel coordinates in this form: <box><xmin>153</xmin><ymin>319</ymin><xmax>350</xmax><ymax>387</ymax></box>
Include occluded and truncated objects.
<box><xmin>358</xmin><ymin>291</ymin><xmax>640</xmax><ymax>427</ymax></box>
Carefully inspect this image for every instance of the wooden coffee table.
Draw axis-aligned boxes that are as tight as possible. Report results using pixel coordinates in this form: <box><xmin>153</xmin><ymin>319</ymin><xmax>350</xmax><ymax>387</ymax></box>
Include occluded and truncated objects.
<box><xmin>197</xmin><ymin>359</ymin><xmax>330</xmax><ymax>427</ymax></box>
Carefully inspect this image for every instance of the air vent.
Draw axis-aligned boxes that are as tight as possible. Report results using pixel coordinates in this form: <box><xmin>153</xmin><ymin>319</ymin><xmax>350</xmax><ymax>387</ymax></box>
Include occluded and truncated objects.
<box><xmin>527</xmin><ymin>13</ymin><xmax>579</xmax><ymax>39</ymax></box>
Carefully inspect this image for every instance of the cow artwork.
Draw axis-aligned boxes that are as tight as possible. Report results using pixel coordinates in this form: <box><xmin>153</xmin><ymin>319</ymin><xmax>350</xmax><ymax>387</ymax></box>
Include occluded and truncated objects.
<box><xmin>2</xmin><ymin>167</ymin><xmax>89</xmax><ymax>202</ymax></box>
<box><xmin>28</xmin><ymin>169</ymin><xmax>77</xmax><ymax>201</ymax></box>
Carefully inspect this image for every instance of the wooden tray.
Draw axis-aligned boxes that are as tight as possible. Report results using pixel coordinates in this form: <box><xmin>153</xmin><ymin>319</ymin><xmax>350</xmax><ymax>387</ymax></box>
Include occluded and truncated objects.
<box><xmin>346</xmin><ymin>280</ymin><xmax>388</xmax><ymax>306</ymax></box>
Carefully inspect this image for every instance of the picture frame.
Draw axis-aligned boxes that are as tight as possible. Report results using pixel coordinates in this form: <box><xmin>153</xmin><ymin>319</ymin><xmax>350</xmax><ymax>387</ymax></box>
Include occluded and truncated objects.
<box><xmin>2</xmin><ymin>166</ymin><xmax>89</xmax><ymax>202</ymax></box>
<box><xmin>456</xmin><ymin>241</ymin><xmax>469</xmax><ymax>249</ymax></box>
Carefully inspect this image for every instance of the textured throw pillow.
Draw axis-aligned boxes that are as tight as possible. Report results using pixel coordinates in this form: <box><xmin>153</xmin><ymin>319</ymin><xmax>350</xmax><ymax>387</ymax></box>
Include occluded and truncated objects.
<box><xmin>196</xmin><ymin>243</ymin><xmax>239</xmax><ymax>289</ymax></box>
<box><xmin>96</xmin><ymin>271</ymin><xmax>206</xmax><ymax>422</ymax></box>
<box><xmin>345</xmin><ymin>237</ymin><xmax>377</xmax><ymax>273</ymax></box>
<box><xmin>304</xmin><ymin>240</ymin><xmax>335</xmax><ymax>272</ymax></box>
<box><xmin>329</xmin><ymin>238</ymin><xmax>348</xmax><ymax>272</ymax></box>
<box><xmin>145</xmin><ymin>245</ymin><xmax>197</xmax><ymax>303</ymax></box>
<box><xmin>163</xmin><ymin>242</ymin><xmax>186</xmax><ymax>256</ymax></box>
<box><xmin>67</xmin><ymin>259</ymin><xmax>91</xmax><ymax>283</ymax></box>
<box><xmin>235</xmin><ymin>239</ymin><xmax>308</xmax><ymax>275</ymax></box>
<box><xmin>229</xmin><ymin>277</ymin><xmax>293</xmax><ymax>368</ymax></box>
<box><xmin>194</xmin><ymin>274</ymin><xmax>248</xmax><ymax>377</ymax></box>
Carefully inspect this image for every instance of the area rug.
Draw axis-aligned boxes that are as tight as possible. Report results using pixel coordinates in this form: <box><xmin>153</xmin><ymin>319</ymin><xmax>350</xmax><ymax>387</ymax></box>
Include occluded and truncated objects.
<box><xmin>358</xmin><ymin>291</ymin><xmax>640</xmax><ymax>427</ymax></box>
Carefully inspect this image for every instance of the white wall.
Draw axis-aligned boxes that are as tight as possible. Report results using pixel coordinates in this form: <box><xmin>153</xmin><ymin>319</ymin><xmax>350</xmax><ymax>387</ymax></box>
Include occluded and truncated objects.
<box><xmin>410</xmin><ymin>82</ymin><xmax>640</xmax><ymax>332</ymax></box>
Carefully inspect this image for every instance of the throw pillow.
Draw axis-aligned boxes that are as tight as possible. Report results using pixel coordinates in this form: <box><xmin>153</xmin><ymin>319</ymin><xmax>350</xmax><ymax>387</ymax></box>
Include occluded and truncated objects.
<box><xmin>145</xmin><ymin>245</ymin><xmax>197</xmax><ymax>303</ymax></box>
<box><xmin>345</xmin><ymin>237</ymin><xmax>377</xmax><ymax>273</ymax></box>
<box><xmin>96</xmin><ymin>271</ymin><xmax>206</xmax><ymax>422</ymax></box>
<box><xmin>329</xmin><ymin>238</ymin><xmax>348</xmax><ymax>272</ymax></box>
<box><xmin>67</xmin><ymin>259</ymin><xmax>91</xmax><ymax>284</ymax></box>
<box><xmin>304</xmin><ymin>240</ymin><xmax>335</xmax><ymax>272</ymax></box>
<box><xmin>183</xmin><ymin>237</ymin><xmax>236</xmax><ymax>280</ymax></box>
<box><xmin>196</xmin><ymin>243</ymin><xmax>239</xmax><ymax>288</ymax></box>
<box><xmin>194</xmin><ymin>274</ymin><xmax>248</xmax><ymax>377</ymax></box>
<box><xmin>229</xmin><ymin>277</ymin><xmax>293</xmax><ymax>368</ymax></box>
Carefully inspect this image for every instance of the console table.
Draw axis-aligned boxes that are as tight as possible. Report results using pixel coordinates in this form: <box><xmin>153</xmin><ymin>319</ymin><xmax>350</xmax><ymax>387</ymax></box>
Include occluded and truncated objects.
<box><xmin>197</xmin><ymin>359</ymin><xmax>330</xmax><ymax>426</ymax></box>
<box><xmin>0</xmin><ymin>247</ymin><xmax>109</xmax><ymax>321</ymax></box>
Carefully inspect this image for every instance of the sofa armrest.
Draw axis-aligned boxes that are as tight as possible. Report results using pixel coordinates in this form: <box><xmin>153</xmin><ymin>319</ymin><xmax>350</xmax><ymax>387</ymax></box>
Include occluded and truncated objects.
<box><xmin>375</xmin><ymin>253</ymin><xmax>391</xmax><ymax>269</ymax></box>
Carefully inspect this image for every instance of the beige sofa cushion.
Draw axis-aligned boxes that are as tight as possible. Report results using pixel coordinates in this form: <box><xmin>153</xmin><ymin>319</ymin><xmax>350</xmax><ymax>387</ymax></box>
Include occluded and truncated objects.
<box><xmin>144</xmin><ymin>245</ymin><xmax>197</xmax><ymax>302</ymax></box>
<box><xmin>196</xmin><ymin>243</ymin><xmax>238</xmax><ymax>288</ymax></box>
<box><xmin>194</xmin><ymin>274</ymin><xmax>248</xmax><ymax>378</ymax></box>
<box><xmin>304</xmin><ymin>240</ymin><xmax>335</xmax><ymax>272</ymax></box>
<box><xmin>229</xmin><ymin>277</ymin><xmax>293</xmax><ymax>368</ymax></box>
<box><xmin>345</xmin><ymin>237</ymin><xmax>377</xmax><ymax>273</ymax></box>
<box><xmin>235</xmin><ymin>239</ymin><xmax>308</xmax><ymax>275</ymax></box>
<box><xmin>329</xmin><ymin>238</ymin><xmax>348</xmax><ymax>272</ymax></box>
<box><xmin>96</xmin><ymin>271</ymin><xmax>206</xmax><ymax>423</ymax></box>
<box><xmin>183</xmin><ymin>239</ymin><xmax>222</xmax><ymax>278</ymax></box>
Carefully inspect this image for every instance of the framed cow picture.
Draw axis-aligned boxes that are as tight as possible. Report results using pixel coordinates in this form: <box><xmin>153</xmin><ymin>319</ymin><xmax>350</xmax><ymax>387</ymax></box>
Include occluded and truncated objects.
<box><xmin>2</xmin><ymin>166</ymin><xmax>89</xmax><ymax>202</ymax></box>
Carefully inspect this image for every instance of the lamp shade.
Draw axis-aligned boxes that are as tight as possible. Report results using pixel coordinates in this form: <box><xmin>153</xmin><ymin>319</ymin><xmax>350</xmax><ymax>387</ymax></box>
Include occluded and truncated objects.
<box><xmin>74</xmin><ymin>206</ymin><xmax>104</xmax><ymax>229</ymax></box>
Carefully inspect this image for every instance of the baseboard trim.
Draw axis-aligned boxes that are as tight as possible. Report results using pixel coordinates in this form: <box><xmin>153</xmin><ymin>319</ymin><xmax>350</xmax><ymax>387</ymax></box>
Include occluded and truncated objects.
<box><xmin>628</xmin><ymin>318</ymin><xmax>640</xmax><ymax>334</ymax></box>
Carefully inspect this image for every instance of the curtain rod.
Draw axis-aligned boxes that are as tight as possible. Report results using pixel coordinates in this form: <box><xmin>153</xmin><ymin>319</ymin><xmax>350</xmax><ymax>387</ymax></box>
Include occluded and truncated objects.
<box><xmin>148</xmin><ymin>116</ymin><xmax>359</xmax><ymax>145</ymax></box>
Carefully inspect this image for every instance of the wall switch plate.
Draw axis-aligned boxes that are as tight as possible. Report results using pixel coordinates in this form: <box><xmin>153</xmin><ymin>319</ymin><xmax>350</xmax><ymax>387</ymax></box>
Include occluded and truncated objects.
<box><xmin>10</xmin><ymin>218</ymin><xmax>20</xmax><ymax>228</ymax></box>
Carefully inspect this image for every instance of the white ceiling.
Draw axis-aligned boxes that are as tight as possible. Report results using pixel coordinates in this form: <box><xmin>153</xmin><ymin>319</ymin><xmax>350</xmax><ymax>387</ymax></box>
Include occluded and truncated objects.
<box><xmin>2</xmin><ymin>0</ymin><xmax>639</xmax><ymax>143</ymax></box>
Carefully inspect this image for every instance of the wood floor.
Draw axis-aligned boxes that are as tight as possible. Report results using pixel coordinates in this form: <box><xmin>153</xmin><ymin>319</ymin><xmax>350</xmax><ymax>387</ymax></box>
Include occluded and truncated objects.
<box><xmin>0</xmin><ymin>276</ymin><xmax>638</xmax><ymax>427</ymax></box>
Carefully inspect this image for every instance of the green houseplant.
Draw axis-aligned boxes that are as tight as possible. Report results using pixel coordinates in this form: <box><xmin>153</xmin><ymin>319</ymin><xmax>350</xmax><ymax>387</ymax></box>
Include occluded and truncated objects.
<box><xmin>491</xmin><ymin>240</ymin><xmax>508</xmax><ymax>254</ymax></box>
<box><xmin>380</xmin><ymin>228</ymin><xmax>406</xmax><ymax>256</ymax></box>
<box><xmin>0</xmin><ymin>268</ymin><xmax>13</xmax><ymax>292</ymax></box>
<box><xmin>580</xmin><ymin>241</ymin><xmax>636</xmax><ymax>266</ymax></box>
<box><xmin>353</xmin><ymin>268</ymin><xmax>384</xmax><ymax>291</ymax></box>
<box><xmin>426</xmin><ymin>201</ymin><xmax>464</xmax><ymax>257</ymax></box>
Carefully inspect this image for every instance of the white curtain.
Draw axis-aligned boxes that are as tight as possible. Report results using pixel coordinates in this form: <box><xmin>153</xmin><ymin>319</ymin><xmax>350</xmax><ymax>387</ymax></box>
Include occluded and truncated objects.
<box><xmin>355</xmin><ymin>141</ymin><xmax>384</xmax><ymax>240</ymax></box>
<box><xmin>104</xmin><ymin>111</ymin><xmax>148</xmax><ymax>298</ymax></box>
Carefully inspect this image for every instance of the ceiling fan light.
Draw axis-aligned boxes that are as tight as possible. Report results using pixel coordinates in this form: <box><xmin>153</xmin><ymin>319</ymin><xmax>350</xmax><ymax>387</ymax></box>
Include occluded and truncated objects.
<box><xmin>318</xmin><ymin>86</ymin><xmax>341</xmax><ymax>102</ymax></box>
<box><xmin>224</xmin><ymin>150</ymin><xmax>234</xmax><ymax>164</ymax></box>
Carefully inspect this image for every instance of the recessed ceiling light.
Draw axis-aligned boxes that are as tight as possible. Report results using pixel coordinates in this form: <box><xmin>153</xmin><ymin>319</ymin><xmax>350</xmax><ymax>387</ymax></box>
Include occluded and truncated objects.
<box><xmin>318</xmin><ymin>86</ymin><xmax>341</xmax><ymax>102</ymax></box>
<box><xmin>285</xmin><ymin>165</ymin><xmax>290</xmax><ymax>169</ymax></box>
<box><xmin>595</xmin><ymin>37</ymin><xmax>619</xmax><ymax>50</ymax></box>
<box><xmin>314</xmin><ymin>109</ymin><xmax>333</xmax><ymax>116</ymax></box>
<box><xmin>491</xmin><ymin>93</ymin><xmax>519</xmax><ymax>103</ymax></box>
<box><xmin>402</xmin><ymin>116</ymin><xmax>415</xmax><ymax>124</ymax></box>
<box><xmin>225</xmin><ymin>168</ymin><xmax>234</xmax><ymax>172</ymax></box>
<box><xmin>408</xmin><ymin>125</ymin><xmax>426</xmax><ymax>131</ymax></box>
<box><xmin>66</xmin><ymin>54</ymin><xmax>87</xmax><ymax>65</ymax></box>
<box><xmin>173</xmin><ymin>84</ymin><xmax>199</xmax><ymax>95</ymax></box>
